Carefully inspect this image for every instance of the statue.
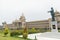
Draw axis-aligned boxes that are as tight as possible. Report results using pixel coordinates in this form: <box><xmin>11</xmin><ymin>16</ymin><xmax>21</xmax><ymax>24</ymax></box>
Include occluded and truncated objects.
<box><xmin>48</xmin><ymin>7</ymin><xmax>55</xmax><ymax>21</ymax></box>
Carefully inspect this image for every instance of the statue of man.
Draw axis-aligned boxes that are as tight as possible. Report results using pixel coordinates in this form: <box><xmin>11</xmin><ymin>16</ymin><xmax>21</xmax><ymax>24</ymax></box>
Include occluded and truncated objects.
<box><xmin>48</xmin><ymin>7</ymin><xmax>55</xmax><ymax>21</ymax></box>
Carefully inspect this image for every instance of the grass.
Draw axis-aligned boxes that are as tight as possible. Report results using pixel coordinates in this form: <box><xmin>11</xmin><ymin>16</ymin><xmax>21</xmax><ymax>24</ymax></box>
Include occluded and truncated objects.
<box><xmin>0</xmin><ymin>29</ymin><xmax>59</xmax><ymax>40</ymax></box>
<box><xmin>0</xmin><ymin>30</ymin><xmax>31</xmax><ymax>40</ymax></box>
<box><xmin>0</xmin><ymin>33</ymin><xmax>26</xmax><ymax>40</ymax></box>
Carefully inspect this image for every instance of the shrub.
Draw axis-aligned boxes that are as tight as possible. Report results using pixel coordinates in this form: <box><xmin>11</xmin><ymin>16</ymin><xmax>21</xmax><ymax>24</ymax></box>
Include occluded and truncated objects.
<box><xmin>28</xmin><ymin>28</ymin><xmax>37</xmax><ymax>34</ymax></box>
<box><xmin>23</xmin><ymin>33</ymin><xmax>28</xmax><ymax>39</ymax></box>
<box><xmin>10</xmin><ymin>30</ymin><xmax>22</xmax><ymax>37</ymax></box>
<box><xmin>31</xmin><ymin>28</ymin><xmax>36</xmax><ymax>32</ymax></box>
<box><xmin>58</xmin><ymin>30</ymin><xmax>60</xmax><ymax>32</ymax></box>
<box><xmin>23</xmin><ymin>27</ymin><xmax>28</xmax><ymax>39</ymax></box>
<box><xmin>4</xmin><ymin>25</ymin><xmax>9</xmax><ymax>36</ymax></box>
<box><xmin>10</xmin><ymin>31</ymin><xmax>17</xmax><ymax>36</ymax></box>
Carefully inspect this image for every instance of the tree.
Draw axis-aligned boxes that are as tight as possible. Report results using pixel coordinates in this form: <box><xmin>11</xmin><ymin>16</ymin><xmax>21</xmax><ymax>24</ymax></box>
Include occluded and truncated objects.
<box><xmin>23</xmin><ymin>27</ymin><xmax>28</xmax><ymax>39</ymax></box>
<box><xmin>4</xmin><ymin>24</ymin><xmax>9</xmax><ymax>36</ymax></box>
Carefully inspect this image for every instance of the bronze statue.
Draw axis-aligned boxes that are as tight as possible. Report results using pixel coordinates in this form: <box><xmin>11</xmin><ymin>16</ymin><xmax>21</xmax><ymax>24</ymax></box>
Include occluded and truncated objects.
<box><xmin>48</xmin><ymin>7</ymin><xmax>55</xmax><ymax>21</ymax></box>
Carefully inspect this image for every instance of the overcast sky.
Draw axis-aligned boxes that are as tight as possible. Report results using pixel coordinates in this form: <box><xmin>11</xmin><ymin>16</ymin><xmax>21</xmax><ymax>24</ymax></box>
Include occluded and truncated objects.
<box><xmin>0</xmin><ymin>0</ymin><xmax>60</xmax><ymax>25</ymax></box>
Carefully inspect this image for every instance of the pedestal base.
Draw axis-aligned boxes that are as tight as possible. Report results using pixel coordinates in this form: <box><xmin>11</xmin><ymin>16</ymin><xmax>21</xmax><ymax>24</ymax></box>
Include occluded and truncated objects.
<box><xmin>52</xmin><ymin>29</ymin><xmax>58</xmax><ymax>32</ymax></box>
<box><xmin>51</xmin><ymin>21</ymin><xmax>58</xmax><ymax>32</ymax></box>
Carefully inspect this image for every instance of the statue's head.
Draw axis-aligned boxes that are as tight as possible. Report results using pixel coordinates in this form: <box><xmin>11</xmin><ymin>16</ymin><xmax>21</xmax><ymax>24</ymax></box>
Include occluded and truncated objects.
<box><xmin>51</xmin><ymin>7</ymin><xmax>53</xmax><ymax>10</ymax></box>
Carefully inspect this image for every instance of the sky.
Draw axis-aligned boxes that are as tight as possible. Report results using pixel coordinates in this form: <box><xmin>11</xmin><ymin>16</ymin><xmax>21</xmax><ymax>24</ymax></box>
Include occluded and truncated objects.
<box><xmin>0</xmin><ymin>0</ymin><xmax>60</xmax><ymax>25</ymax></box>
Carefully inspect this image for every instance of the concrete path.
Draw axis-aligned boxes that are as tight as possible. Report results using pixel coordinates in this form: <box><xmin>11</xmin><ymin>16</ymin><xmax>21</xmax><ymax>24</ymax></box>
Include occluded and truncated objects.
<box><xmin>19</xmin><ymin>32</ymin><xmax>60</xmax><ymax>40</ymax></box>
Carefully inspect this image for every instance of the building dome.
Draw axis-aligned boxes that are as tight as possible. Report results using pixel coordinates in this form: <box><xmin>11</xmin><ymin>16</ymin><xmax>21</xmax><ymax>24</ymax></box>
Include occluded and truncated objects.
<box><xmin>19</xmin><ymin>13</ymin><xmax>26</xmax><ymax>22</ymax></box>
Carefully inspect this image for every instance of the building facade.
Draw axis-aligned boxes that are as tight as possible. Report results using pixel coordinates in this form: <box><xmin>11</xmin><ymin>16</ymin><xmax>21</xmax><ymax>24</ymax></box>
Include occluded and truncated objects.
<box><xmin>2</xmin><ymin>11</ymin><xmax>60</xmax><ymax>30</ymax></box>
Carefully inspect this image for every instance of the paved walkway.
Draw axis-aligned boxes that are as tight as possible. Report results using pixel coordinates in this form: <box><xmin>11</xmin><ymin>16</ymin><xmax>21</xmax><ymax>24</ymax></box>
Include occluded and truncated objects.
<box><xmin>19</xmin><ymin>32</ymin><xmax>60</xmax><ymax>40</ymax></box>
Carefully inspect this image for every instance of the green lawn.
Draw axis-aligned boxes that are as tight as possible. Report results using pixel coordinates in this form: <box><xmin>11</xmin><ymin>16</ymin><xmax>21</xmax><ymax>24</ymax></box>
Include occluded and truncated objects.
<box><xmin>0</xmin><ymin>33</ymin><xmax>26</xmax><ymax>40</ymax></box>
<box><xmin>0</xmin><ymin>30</ymin><xmax>31</xmax><ymax>40</ymax></box>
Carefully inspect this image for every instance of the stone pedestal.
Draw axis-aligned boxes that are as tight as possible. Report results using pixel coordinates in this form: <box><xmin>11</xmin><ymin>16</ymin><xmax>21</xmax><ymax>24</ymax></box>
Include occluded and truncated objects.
<box><xmin>51</xmin><ymin>21</ymin><xmax>58</xmax><ymax>32</ymax></box>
